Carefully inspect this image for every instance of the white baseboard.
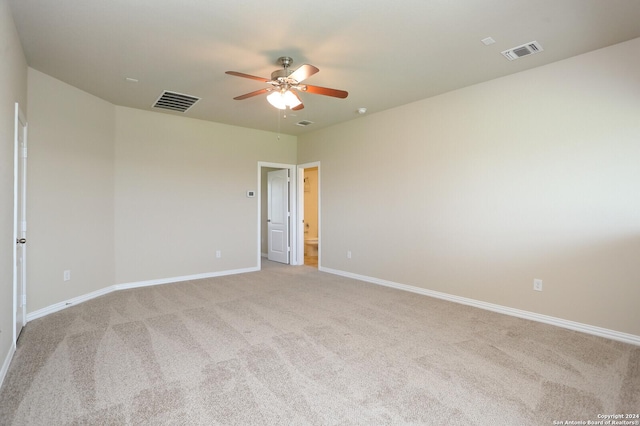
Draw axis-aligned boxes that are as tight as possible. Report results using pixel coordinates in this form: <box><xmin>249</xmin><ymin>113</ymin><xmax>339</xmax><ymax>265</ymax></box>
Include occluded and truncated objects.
<box><xmin>320</xmin><ymin>266</ymin><xmax>640</xmax><ymax>346</ymax></box>
<box><xmin>24</xmin><ymin>264</ymin><xmax>640</xmax><ymax>347</ymax></box>
<box><xmin>27</xmin><ymin>285</ymin><xmax>115</xmax><ymax>322</ymax></box>
<box><xmin>114</xmin><ymin>267</ymin><xmax>258</xmax><ymax>290</ymax></box>
<box><xmin>26</xmin><ymin>266</ymin><xmax>259</xmax><ymax>323</ymax></box>
<box><xmin>0</xmin><ymin>342</ymin><xmax>16</xmax><ymax>390</ymax></box>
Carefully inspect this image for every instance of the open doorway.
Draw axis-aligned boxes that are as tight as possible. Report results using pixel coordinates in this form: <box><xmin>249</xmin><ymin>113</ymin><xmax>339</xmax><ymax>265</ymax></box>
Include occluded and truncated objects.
<box><xmin>297</xmin><ymin>162</ymin><xmax>320</xmax><ymax>268</ymax></box>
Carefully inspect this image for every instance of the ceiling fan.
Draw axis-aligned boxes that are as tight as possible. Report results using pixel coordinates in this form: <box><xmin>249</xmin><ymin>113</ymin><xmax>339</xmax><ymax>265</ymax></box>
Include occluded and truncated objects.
<box><xmin>226</xmin><ymin>56</ymin><xmax>348</xmax><ymax>111</ymax></box>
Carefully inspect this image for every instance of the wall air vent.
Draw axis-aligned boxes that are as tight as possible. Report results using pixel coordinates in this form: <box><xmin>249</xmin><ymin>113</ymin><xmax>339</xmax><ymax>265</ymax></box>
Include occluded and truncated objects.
<box><xmin>501</xmin><ymin>41</ymin><xmax>543</xmax><ymax>61</ymax></box>
<box><xmin>152</xmin><ymin>91</ymin><xmax>200</xmax><ymax>113</ymax></box>
<box><xmin>296</xmin><ymin>120</ymin><xmax>314</xmax><ymax>127</ymax></box>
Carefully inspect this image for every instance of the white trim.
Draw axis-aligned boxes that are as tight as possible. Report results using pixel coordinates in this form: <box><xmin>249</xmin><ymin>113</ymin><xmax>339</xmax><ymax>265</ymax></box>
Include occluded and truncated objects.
<box><xmin>319</xmin><ymin>266</ymin><xmax>640</xmax><ymax>346</ymax></box>
<box><xmin>27</xmin><ymin>286</ymin><xmax>114</xmax><ymax>322</ymax></box>
<box><xmin>0</xmin><ymin>342</ymin><xmax>16</xmax><ymax>389</ymax></box>
<box><xmin>114</xmin><ymin>267</ymin><xmax>257</xmax><ymax>290</ymax></box>
<box><xmin>26</xmin><ymin>267</ymin><xmax>257</xmax><ymax>322</ymax></box>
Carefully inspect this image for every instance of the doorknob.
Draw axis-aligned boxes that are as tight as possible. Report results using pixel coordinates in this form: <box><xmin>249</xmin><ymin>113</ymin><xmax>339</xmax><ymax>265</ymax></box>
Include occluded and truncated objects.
<box><xmin>16</xmin><ymin>238</ymin><xmax>26</xmax><ymax>244</ymax></box>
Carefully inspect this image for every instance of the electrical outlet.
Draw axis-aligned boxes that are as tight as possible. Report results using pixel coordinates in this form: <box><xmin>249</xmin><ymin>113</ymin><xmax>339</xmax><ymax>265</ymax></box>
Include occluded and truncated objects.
<box><xmin>347</xmin><ymin>250</ymin><xmax>352</xmax><ymax>259</ymax></box>
<box><xmin>533</xmin><ymin>279</ymin><xmax>543</xmax><ymax>291</ymax></box>
<box><xmin>64</xmin><ymin>270</ymin><xmax>71</xmax><ymax>281</ymax></box>
<box><xmin>216</xmin><ymin>250</ymin><xmax>221</xmax><ymax>258</ymax></box>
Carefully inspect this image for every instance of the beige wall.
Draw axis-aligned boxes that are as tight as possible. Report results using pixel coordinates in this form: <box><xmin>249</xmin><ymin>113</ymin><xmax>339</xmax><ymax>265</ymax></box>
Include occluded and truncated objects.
<box><xmin>23</xmin><ymin>70</ymin><xmax>296</xmax><ymax>311</ymax></box>
<box><xmin>114</xmin><ymin>108</ymin><xmax>296</xmax><ymax>283</ymax></box>
<box><xmin>298</xmin><ymin>38</ymin><xmax>640</xmax><ymax>335</ymax></box>
<box><xmin>27</xmin><ymin>69</ymin><xmax>115</xmax><ymax>313</ymax></box>
<box><xmin>0</xmin><ymin>0</ymin><xmax>28</xmax><ymax>372</ymax></box>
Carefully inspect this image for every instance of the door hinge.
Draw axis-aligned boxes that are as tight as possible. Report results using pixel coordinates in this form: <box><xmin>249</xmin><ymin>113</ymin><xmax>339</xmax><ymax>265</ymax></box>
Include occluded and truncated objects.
<box><xmin>23</xmin><ymin>294</ymin><xmax>27</xmax><ymax>305</ymax></box>
<box><xmin>21</xmin><ymin>146</ymin><xmax>27</xmax><ymax>158</ymax></box>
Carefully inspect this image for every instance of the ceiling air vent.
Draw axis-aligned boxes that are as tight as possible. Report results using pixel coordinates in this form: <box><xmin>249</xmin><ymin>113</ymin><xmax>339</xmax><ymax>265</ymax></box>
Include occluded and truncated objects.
<box><xmin>501</xmin><ymin>41</ymin><xmax>543</xmax><ymax>61</ymax></box>
<box><xmin>152</xmin><ymin>91</ymin><xmax>200</xmax><ymax>113</ymax></box>
<box><xmin>296</xmin><ymin>120</ymin><xmax>314</xmax><ymax>127</ymax></box>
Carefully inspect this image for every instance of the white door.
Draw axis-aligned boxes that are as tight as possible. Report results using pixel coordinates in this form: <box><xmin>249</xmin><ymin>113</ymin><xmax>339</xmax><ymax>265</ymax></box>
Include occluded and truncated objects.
<box><xmin>267</xmin><ymin>169</ymin><xmax>289</xmax><ymax>263</ymax></box>
<box><xmin>14</xmin><ymin>103</ymin><xmax>27</xmax><ymax>341</ymax></box>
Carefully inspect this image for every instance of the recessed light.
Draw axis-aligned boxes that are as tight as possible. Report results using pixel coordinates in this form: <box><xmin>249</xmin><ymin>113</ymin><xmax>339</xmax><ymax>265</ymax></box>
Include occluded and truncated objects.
<box><xmin>481</xmin><ymin>37</ymin><xmax>496</xmax><ymax>46</ymax></box>
<box><xmin>357</xmin><ymin>107</ymin><xmax>367</xmax><ymax>114</ymax></box>
<box><xmin>125</xmin><ymin>77</ymin><xmax>139</xmax><ymax>83</ymax></box>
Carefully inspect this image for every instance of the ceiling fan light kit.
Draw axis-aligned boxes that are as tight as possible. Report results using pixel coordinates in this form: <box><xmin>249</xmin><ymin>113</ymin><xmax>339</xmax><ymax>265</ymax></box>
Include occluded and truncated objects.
<box><xmin>267</xmin><ymin>90</ymin><xmax>302</xmax><ymax>110</ymax></box>
<box><xmin>226</xmin><ymin>56</ymin><xmax>348</xmax><ymax>111</ymax></box>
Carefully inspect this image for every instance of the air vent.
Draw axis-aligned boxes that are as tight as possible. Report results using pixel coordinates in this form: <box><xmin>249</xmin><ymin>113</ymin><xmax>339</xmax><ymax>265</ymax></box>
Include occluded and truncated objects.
<box><xmin>501</xmin><ymin>41</ymin><xmax>543</xmax><ymax>61</ymax></box>
<box><xmin>152</xmin><ymin>91</ymin><xmax>200</xmax><ymax>112</ymax></box>
<box><xmin>296</xmin><ymin>120</ymin><xmax>314</xmax><ymax>127</ymax></box>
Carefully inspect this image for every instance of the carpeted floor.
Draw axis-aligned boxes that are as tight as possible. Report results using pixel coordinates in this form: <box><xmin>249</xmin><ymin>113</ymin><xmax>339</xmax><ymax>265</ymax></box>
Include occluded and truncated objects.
<box><xmin>1</xmin><ymin>261</ymin><xmax>638</xmax><ymax>425</ymax></box>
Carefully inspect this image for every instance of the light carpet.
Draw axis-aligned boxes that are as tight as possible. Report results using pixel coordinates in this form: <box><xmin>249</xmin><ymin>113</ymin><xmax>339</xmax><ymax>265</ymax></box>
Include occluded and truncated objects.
<box><xmin>1</xmin><ymin>261</ymin><xmax>638</xmax><ymax>425</ymax></box>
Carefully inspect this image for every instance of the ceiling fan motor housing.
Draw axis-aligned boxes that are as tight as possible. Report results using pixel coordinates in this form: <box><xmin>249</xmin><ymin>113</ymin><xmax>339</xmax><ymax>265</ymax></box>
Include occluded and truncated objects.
<box><xmin>271</xmin><ymin>69</ymin><xmax>293</xmax><ymax>81</ymax></box>
<box><xmin>272</xmin><ymin>57</ymin><xmax>295</xmax><ymax>82</ymax></box>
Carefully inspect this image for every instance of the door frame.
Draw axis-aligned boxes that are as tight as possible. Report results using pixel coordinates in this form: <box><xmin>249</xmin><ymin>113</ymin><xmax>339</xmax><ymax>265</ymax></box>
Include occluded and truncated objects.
<box><xmin>13</xmin><ymin>102</ymin><xmax>28</xmax><ymax>345</ymax></box>
<box><xmin>297</xmin><ymin>161</ymin><xmax>320</xmax><ymax>267</ymax></box>
<box><xmin>257</xmin><ymin>162</ymin><xmax>299</xmax><ymax>267</ymax></box>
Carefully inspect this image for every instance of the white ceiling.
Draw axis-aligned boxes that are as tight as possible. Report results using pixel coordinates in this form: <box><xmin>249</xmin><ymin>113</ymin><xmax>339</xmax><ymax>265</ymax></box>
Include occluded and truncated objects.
<box><xmin>9</xmin><ymin>0</ymin><xmax>640</xmax><ymax>135</ymax></box>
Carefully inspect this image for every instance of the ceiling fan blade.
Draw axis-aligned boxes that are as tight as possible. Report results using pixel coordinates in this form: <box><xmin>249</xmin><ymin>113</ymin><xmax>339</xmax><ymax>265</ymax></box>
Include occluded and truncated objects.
<box><xmin>291</xmin><ymin>91</ymin><xmax>304</xmax><ymax>110</ymax></box>
<box><xmin>225</xmin><ymin>71</ymin><xmax>269</xmax><ymax>82</ymax></box>
<box><xmin>288</xmin><ymin>64</ymin><xmax>319</xmax><ymax>83</ymax></box>
<box><xmin>301</xmin><ymin>84</ymin><xmax>348</xmax><ymax>99</ymax></box>
<box><xmin>233</xmin><ymin>88</ymin><xmax>271</xmax><ymax>100</ymax></box>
